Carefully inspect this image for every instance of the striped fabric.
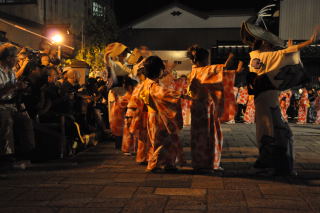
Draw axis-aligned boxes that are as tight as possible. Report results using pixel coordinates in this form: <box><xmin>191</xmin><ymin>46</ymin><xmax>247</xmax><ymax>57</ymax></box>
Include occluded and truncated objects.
<box><xmin>0</xmin><ymin>66</ymin><xmax>16</xmax><ymax>110</ymax></box>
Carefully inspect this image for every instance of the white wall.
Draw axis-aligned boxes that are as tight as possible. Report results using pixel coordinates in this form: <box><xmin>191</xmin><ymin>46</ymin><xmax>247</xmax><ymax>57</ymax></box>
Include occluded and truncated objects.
<box><xmin>133</xmin><ymin>6</ymin><xmax>251</xmax><ymax>29</ymax></box>
<box><xmin>152</xmin><ymin>50</ymin><xmax>192</xmax><ymax>76</ymax></box>
<box><xmin>280</xmin><ymin>0</ymin><xmax>320</xmax><ymax>40</ymax></box>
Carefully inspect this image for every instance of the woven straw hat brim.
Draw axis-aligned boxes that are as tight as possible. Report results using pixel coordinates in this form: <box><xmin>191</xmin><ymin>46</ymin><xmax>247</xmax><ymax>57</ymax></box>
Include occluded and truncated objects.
<box><xmin>241</xmin><ymin>21</ymin><xmax>285</xmax><ymax>48</ymax></box>
<box><xmin>105</xmin><ymin>42</ymin><xmax>128</xmax><ymax>58</ymax></box>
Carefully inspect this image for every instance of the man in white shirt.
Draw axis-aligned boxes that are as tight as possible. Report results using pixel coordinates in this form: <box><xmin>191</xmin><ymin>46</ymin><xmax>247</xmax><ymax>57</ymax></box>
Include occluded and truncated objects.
<box><xmin>0</xmin><ymin>43</ymin><xmax>19</xmax><ymax>155</ymax></box>
<box><xmin>105</xmin><ymin>42</ymin><xmax>145</xmax><ymax>86</ymax></box>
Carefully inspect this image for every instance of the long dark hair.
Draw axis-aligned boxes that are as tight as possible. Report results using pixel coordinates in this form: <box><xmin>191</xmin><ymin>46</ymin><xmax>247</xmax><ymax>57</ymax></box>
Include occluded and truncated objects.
<box><xmin>187</xmin><ymin>45</ymin><xmax>209</xmax><ymax>64</ymax></box>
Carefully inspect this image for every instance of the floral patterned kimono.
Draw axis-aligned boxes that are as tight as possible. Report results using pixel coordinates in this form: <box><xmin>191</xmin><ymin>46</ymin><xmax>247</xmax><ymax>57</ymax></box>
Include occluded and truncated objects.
<box><xmin>235</xmin><ymin>87</ymin><xmax>249</xmax><ymax>121</ymax></box>
<box><xmin>125</xmin><ymin>83</ymin><xmax>150</xmax><ymax>163</ymax></box>
<box><xmin>249</xmin><ymin>45</ymin><xmax>305</xmax><ymax>173</ymax></box>
<box><xmin>188</xmin><ymin>64</ymin><xmax>224</xmax><ymax>170</ymax></box>
<box><xmin>244</xmin><ymin>95</ymin><xmax>255</xmax><ymax>124</ymax></box>
<box><xmin>108</xmin><ymin>87</ymin><xmax>127</xmax><ymax>137</ymax></box>
<box><xmin>314</xmin><ymin>94</ymin><xmax>320</xmax><ymax>124</ymax></box>
<box><xmin>279</xmin><ymin>90</ymin><xmax>292</xmax><ymax>121</ymax></box>
<box><xmin>297</xmin><ymin>90</ymin><xmax>309</xmax><ymax>124</ymax></box>
<box><xmin>122</xmin><ymin>93</ymin><xmax>137</xmax><ymax>154</ymax></box>
<box><xmin>174</xmin><ymin>78</ymin><xmax>191</xmax><ymax>126</ymax></box>
<box><xmin>160</xmin><ymin>73</ymin><xmax>186</xmax><ymax>165</ymax></box>
<box><xmin>221</xmin><ymin>70</ymin><xmax>237</xmax><ymax>123</ymax></box>
<box><xmin>237</xmin><ymin>87</ymin><xmax>249</xmax><ymax>105</ymax></box>
<box><xmin>159</xmin><ymin>72</ymin><xmax>176</xmax><ymax>90</ymax></box>
<box><xmin>138</xmin><ymin>78</ymin><xmax>182</xmax><ymax>171</ymax></box>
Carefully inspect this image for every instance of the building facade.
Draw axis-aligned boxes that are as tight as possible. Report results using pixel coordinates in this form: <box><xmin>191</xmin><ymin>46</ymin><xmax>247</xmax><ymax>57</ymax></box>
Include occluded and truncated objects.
<box><xmin>121</xmin><ymin>3</ymin><xmax>254</xmax><ymax>50</ymax></box>
<box><xmin>0</xmin><ymin>0</ymin><xmax>115</xmax><ymax>50</ymax></box>
<box><xmin>119</xmin><ymin>2</ymin><xmax>253</xmax><ymax>75</ymax></box>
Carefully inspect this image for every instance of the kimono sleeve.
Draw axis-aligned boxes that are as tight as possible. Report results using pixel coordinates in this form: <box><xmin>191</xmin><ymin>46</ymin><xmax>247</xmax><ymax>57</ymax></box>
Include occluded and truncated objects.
<box><xmin>127</xmin><ymin>95</ymin><xmax>144</xmax><ymax>134</ymax></box>
<box><xmin>150</xmin><ymin>83</ymin><xmax>181</xmax><ymax>134</ymax></box>
<box><xmin>198</xmin><ymin>65</ymin><xmax>224</xmax><ymax>84</ymax></box>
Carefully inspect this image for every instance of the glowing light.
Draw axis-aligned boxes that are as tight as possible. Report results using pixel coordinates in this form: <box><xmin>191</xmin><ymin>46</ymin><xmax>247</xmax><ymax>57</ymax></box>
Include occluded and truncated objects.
<box><xmin>51</xmin><ymin>34</ymin><xmax>63</xmax><ymax>43</ymax></box>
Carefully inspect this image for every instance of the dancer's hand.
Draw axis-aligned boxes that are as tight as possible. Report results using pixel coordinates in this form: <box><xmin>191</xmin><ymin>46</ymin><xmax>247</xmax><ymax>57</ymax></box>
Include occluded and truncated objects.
<box><xmin>295</xmin><ymin>26</ymin><xmax>320</xmax><ymax>50</ymax></box>
<box><xmin>236</xmin><ymin>60</ymin><xmax>244</xmax><ymax>73</ymax></box>
<box><xmin>310</xmin><ymin>25</ymin><xmax>320</xmax><ymax>43</ymax></box>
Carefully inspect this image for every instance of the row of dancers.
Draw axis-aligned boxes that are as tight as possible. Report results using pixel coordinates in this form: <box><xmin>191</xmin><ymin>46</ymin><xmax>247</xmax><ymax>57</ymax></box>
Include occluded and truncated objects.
<box><xmin>235</xmin><ymin>87</ymin><xmax>320</xmax><ymax>124</ymax></box>
<box><xmin>107</xmin><ymin>47</ymin><xmax>234</xmax><ymax>172</ymax></box>
<box><xmin>103</xmin><ymin>19</ymin><xmax>319</xmax><ymax>174</ymax></box>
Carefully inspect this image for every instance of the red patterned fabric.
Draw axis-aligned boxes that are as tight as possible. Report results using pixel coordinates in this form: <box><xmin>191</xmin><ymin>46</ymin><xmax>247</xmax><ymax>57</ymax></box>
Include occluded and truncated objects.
<box><xmin>123</xmin><ymin>83</ymin><xmax>151</xmax><ymax>162</ymax></box>
<box><xmin>244</xmin><ymin>95</ymin><xmax>255</xmax><ymax>124</ymax></box>
<box><xmin>314</xmin><ymin>95</ymin><xmax>320</xmax><ymax>124</ymax></box>
<box><xmin>138</xmin><ymin>78</ymin><xmax>183</xmax><ymax>171</ymax></box>
<box><xmin>221</xmin><ymin>70</ymin><xmax>237</xmax><ymax>122</ymax></box>
<box><xmin>109</xmin><ymin>91</ymin><xmax>131</xmax><ymax>137</ymax></box>
<box><xmin>279</xmin><ymin>90</ymin><xmax>292</xmax><ymax>121</ymax></box>
<box><xmin>174</xmin><ymin>78</ymin><xmax>191</xmax><ymax>126</ymax></box>
<box><xmin>159</xmin><ymin>73</ymin><xmax>176</xmax><ymax>89</ymax></box>
<box><xmin>237</xmin><ymin>87</ymin><xmax>249</xmax><ymax>105</ymax></box>
<box><xmin>298</xmin><ymin>90</ymin><xmax>309</xmax><ymax>124</ymax></box>
<box><xmin>188</xmin><ymin>64</ymin><xmax>224</xmax><ymax>170</ymax></box>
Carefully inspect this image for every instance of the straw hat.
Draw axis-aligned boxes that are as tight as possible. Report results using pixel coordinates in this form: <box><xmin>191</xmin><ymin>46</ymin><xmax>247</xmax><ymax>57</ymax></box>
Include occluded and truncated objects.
<box><xmin>126</xmin><ymin>48</ymin><xmax>142</xmax><ymax>65</ymax></box>
<box><xmin>105</xmin><ymin>42</ymin><xmax>128</xmax><ymax>57</ymax></box>
<box><xmin>241</xmin><ymin>18</ymin><xmax>285</xmax><ymax>48</ymax></box>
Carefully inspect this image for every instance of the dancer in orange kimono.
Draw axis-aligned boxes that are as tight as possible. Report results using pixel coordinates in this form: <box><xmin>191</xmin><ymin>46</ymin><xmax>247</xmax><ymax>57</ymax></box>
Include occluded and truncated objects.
<box><xmin>187</xmin><ymin>45</ymin><xmax>233</xmax><ymax>172</ymax></box>
<box><xmin>120</xmin><ymin>78</ymin><xmax>137</xmax><ymax>154</ymax></box>
<box><xmin>237</xmin><ymin>86</ymin><xmax>249</xmax><ymax>105</ymax></box>
<box><xmin>221</xmin><ymin>60</ymin><xmax>244</xmax><ymax>124</ymax></box>
<box><xmin>125</xmin><ymin>69</ymin><xmax>150</xmax><ymax>164</ymax></box>
<box><xmin>108</xmin><ymin>82</ymin><xmax>126</xmax><ymax>149</ymax></box>
<box><xmin>235</xmin><ymin>86</ymin><xmax>249</xmax><ymax>122</ymax></box>
<box><xmin>297</xmin><ymin>88</ymin><xmax>309</xmax><ymax>124</ymax></box>
<box><xmin>244</xmin><ymin>95</ymin><xmax>255</xmax><ymax>124</ymax></box>
<box><xmin>314</xmin><ymin>89</ymin><xmax>320</xmax><ymax>124</ymax></box>
<box><xmin>160</xmin><ymin>67</ymin><xmax>186</xmax><ymax>166</ymax></box>
<box><xmin>159</xmin><ymin>68</ymin><xmax>176</xmax><ymax>89</ymax></box>
<box><xmin>175</xmin><ymin>75</ymin><xmax>191</xmax><ymax>126</ymax></box>
<box><xmin>138</xmin><ymin>56</ymin><xmax>183</xmax><ymax>172</ymax></box>
<box><xmin>279</xmin><ymin>90</ymin><xmax>292</xmax><ymax>121</ymax></box>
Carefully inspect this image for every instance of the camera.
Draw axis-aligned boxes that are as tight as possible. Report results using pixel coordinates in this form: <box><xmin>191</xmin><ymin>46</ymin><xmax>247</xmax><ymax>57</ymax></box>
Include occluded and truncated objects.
<box><xmin>20</xmin><ymin>48</ymin><xmax>42</xmax><ymax>78</ymax></box>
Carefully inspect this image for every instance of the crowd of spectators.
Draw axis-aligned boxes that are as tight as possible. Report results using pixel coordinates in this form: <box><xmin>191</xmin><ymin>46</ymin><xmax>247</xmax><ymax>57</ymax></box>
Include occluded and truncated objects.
<box><xmin>0</xmin><ymin>40</ymin><xmax>112</xmax><ymax>166</ymax></box>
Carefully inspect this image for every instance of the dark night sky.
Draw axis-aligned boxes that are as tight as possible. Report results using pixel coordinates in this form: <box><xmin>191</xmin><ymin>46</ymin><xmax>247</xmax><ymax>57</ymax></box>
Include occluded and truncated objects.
<box><xmin>114</xmin><ymin>0</ymin><xmax>277</xmax><ymax>26</ymax></box>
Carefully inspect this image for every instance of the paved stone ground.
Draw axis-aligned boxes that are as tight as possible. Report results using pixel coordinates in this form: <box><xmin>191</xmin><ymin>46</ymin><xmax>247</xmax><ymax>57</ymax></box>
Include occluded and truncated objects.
<box><xmin>0</xmin><ymin>124</ymin><xmax>320</xmax><ymax>213</ymax></box>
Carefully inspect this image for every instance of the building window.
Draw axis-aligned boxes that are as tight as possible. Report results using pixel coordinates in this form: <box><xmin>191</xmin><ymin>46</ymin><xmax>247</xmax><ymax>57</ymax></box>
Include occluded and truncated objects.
<box><xmin>0</xmin><ymin>0</ymin><xmax>36</xmax><ymax>3</ymax></box>
<box><xmin>92</xmin><ymin>1</ymin><xmax>105</xmax><ymax>17</ymax></box>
